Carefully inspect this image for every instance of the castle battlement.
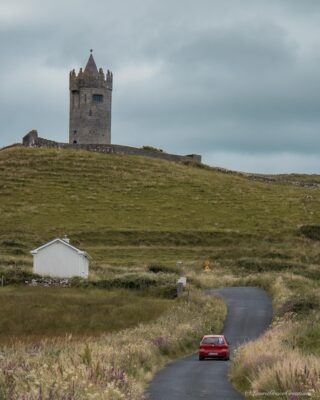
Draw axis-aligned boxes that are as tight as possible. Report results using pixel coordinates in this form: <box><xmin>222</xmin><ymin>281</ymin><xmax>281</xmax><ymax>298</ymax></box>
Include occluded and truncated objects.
<box><xmin>69</xmin><ymin>68</ymin><xmax>113</xmax><ymax>90</ymax></box>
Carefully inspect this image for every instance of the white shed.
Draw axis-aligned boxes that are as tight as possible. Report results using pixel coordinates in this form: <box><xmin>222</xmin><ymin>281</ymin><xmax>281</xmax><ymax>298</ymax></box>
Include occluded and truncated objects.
<box><xmin>31</xmin><ymin>237</ymin><xmax>89</xmax><ymax>278</ymax></box>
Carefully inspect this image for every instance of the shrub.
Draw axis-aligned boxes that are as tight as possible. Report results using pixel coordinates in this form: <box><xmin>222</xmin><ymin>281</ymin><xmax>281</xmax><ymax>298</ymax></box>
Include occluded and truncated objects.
<box><xmin>299</xmin><ymin>224</ymin><xmax>320</xmax><ymax>240</ymax></box>
<box><xmin>237</xmin><ymin>258</ymin><xmax>298</xmax><ymax>272</ymax></box>
<box><xmin>93</xmin><ymin>273</ymin><xmax>154</xmax><ymax>290</ymax></box>
<box><xmin>69</xmin><ymin>276</ymin><xmax>88</xmax><ymax>287</ymax></box>
<box><xmin>0</xmin><ymin>268</ymin><xmax>39</xmax><ymax>285</ymax></box>
<box><xmin>147</xmin><ymin>264</ymin><xmax>180</xmax><ymax>274</ymax></box>
<box><xmin>277</xmin><ymin>292</ymin><xmax>319</xmax><ymax>316</ymax></box>
<box><xmin>1</xmin><ymin>239</ymin><xmax>25</xmax><ymax>248</ymax></box>
<box><xmin>146</xmin><ymin>284</ymin><xmax>178</xmax><ymax>299</ymax></box>
<box><xmin>69</xmin><ymin>272</ymin><xmax>178</xmax><ymax>297</ymax></box>
<box><xmin>96</xmin><ymin>272</ymin><xmax>175</xmax><ymax>290</ymax></box>
<box><xmin>142</xmin><ymin>145</ymin><xmax>163</xmax><ymax>153</ymax></box>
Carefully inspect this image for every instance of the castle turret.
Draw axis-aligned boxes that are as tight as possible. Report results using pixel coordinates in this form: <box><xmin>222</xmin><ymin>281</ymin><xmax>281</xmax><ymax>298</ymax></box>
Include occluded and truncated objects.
<box><xmin>69</xmin><ymin>51</ymin><xmax>113</xmax><ymax>145</ymax></box>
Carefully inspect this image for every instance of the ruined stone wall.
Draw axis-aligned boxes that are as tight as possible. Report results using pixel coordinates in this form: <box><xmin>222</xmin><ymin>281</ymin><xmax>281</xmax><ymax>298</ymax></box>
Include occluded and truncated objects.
<box><xmin>22</xmin><ymin>130</ymin><xmax>38</xmax><ymax>146</ymax></box>
<box><xmin>23</xmin><ymin>133</ymin><xmax>201</xmax><ymax>163</ymax></box>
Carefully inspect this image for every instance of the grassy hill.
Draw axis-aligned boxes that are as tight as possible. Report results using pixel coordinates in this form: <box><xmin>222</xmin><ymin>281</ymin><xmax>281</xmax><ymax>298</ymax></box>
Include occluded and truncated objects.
<box><xmin>0</xmin><ymin>145</ymin><xmax>320</xmax><ymax>398</ymax></box>
<box><xmin>1</xmin><ymin>145</ymin><xmax>320</xmax><ymax>272</ymax></box>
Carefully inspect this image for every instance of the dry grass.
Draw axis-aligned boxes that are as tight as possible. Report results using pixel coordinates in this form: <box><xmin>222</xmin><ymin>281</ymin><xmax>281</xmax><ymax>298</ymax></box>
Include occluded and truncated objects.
<box><xmin>230</xmin><ymin>321</ymin><xmax>320</xmax><ymax>399</ymax></box>
<box><xmin>227</xmin><ymin>272</ymin><xmax>320</xmax><ymax>399</ymax></box>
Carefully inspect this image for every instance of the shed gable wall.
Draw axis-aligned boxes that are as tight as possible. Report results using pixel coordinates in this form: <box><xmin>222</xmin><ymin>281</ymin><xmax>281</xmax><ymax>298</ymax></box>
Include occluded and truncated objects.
<box><xmin>34</xmin><ymin>241</ymin><xmax>88</xmax><ymax>278</ymax></box>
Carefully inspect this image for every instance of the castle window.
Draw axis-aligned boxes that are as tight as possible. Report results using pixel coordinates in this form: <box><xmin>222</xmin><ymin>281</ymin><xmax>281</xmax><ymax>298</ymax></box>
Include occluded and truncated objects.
<box><xmin>73</xmin><ymin>140</ymin><xmax>77</xmax><ymax>144</ymax></box>
<box><xmin>72</xmin><ymin>90</ymin><xmax>80</xmax><ymax>109</ymax></box>
<box><xmin>92</xmin><ymin>94</ymin><xmax>103</xmax><ymax>103</ymax></box>
<box><xmin>89</xmin><ymin>110</ymin><xmax>92</xmax><ymax>116</ymax></box>
<box><xmin>73</xmin><ymin>130</ymin><xmax>77</xmax><ymax>135</ymax></box>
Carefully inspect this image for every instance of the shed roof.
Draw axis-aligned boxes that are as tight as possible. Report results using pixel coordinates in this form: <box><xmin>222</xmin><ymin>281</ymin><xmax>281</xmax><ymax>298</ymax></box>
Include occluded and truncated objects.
<box><xmin>31</xmin><ymin>238</ymin><xmax>88</xmax><ymax>256</ymax></box>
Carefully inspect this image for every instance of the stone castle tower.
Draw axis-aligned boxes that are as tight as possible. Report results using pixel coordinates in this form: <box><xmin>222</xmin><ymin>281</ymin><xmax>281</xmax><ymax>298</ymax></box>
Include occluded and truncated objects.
<box><xmin>69</xmin><ymin>51</ymin><xmax>113</xmax><ymax>144</ymax></box>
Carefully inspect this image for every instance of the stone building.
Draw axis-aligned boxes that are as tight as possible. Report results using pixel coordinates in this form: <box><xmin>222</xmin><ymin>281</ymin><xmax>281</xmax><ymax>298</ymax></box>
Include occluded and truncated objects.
<box><xmin>69</xmin><ymin>51</ymin><xmax>113</xmax><ymax>145</ymax></box>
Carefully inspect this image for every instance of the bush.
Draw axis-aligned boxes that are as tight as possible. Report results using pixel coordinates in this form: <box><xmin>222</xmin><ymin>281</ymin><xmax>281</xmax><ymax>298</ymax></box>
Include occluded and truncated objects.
<box><xmin>148</xmin><ymin>264</ymin><xmax>180</xmax><ymax>274</ymax></box>
<box><xmin>146</xmin><ymin>284</ymin><xmax>178</xmax><ymax>299</ymax></box>
<box><xmin>0</xmin><ymin>268</ymin><xmax>39</xmax><ymax>285</ymax></box>
<box><xmin>142</xmin><ymin>145</ymin><xmax>163</xmax><ymax>153</ymax></box>
<box><xmin>107</xmin><ymin>273</ymin><xmax>159</xmax><ymax>289</ymax></box>
<box><xmin>1</xmin><ymin>239</ymin><xmax>25</xmax><ymax>248</ymax></box>
<box><xmin>100</xmin><ymin>272</ymin><xmax>175</xmax><ymax>290</ymax></box>
<box><xmin>237</xmin><ymin>258</ymin><xmax>298</xmax><ymax>272</ymax></box>
<box><xmin>69</xmin><ymin>276</ymin><xmax>89</xmax><ymax>287</ymax></box>
<box><xmin>299</xmin><ymin>224</ymin><xmax>320</xmax><ymax>240</ymax></box>
<box><xmin>69</xmin><ymin>272</ymin><xmax>177</xmax><ymax>297</ymax></box>
<box><xmin>278</xmin><ymin>294</ymin><xmax>319</xmax><ymax>316</ymax></box>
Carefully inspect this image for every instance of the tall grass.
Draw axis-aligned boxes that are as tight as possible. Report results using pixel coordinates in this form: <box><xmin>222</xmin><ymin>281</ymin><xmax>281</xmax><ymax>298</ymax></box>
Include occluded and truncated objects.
<box><xmin>0</xmin><ymin>291</ymin><xmax>226</xmax><ymax>399</ymax></box>
<box><xmin>230</xmin><ymin>322</ymin><xmax>320</xmax><ymax>399</ymax></box>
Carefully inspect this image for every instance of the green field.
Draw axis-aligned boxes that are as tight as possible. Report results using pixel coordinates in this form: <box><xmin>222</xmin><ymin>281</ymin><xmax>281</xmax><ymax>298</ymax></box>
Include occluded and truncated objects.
<box><xmin>0</xmin><ymin>287</ymin><xmax>172</xmax><ymax>340</ymax></box>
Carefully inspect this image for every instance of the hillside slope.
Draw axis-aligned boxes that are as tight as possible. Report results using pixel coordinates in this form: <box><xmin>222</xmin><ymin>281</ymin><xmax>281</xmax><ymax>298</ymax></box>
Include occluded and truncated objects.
<box><xmin>1</xmin><ymin>146</ymin><xmax>320</xmax><ymax>269</ymax></box>
<box><xmin>1</xmin><ymin>146</ymin><xmax>319</xmax><ymax>399</ymax></box>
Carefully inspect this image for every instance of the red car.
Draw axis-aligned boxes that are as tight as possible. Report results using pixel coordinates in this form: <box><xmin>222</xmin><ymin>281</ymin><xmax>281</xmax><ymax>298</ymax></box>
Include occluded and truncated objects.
<box><xmin>199</xmin><ymin>335</ymin><xmax>230</xmax><ymax>360</ymax></box>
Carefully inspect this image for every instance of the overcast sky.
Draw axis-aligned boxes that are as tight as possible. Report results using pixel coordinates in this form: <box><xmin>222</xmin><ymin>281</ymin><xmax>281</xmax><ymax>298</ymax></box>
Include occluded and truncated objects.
<box><xmin>1</xmin><ymin>0</ymin><xmax>320</xmax><ymax>173</ymax></box>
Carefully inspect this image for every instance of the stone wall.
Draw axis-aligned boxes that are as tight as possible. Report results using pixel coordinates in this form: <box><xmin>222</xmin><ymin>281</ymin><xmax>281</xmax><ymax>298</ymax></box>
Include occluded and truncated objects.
<box><xmin>22</xmin><ymin>131</ymin><xmax>202</xmax><ymax>163</ymax></box>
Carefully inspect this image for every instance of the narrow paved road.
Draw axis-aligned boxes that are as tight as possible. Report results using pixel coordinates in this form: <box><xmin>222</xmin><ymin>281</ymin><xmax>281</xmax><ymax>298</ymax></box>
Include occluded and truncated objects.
<box><xmin>146</xmin><ymin>287</ymin><xmax>273</xmax><ymax>400</ymax></box>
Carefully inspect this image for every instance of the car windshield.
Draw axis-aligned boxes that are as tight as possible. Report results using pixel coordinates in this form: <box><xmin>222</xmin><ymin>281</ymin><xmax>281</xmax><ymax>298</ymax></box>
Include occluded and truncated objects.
<box><xmin>202</xmin><ymin>337</ymin><xmax>225</xmax><ymax>345</ymax></box>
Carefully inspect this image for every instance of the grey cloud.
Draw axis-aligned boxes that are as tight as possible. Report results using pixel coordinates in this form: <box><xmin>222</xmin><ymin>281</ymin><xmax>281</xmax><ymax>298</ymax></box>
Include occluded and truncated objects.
<box><xmin>203</xmin><ymin>151</ymin><xmax>320</xmax><ymax>174</ymax></box>
<box><xmin>1</xmin><ymin>0</ymin><xmax>320</xmax><ymax>172</ymax></box>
